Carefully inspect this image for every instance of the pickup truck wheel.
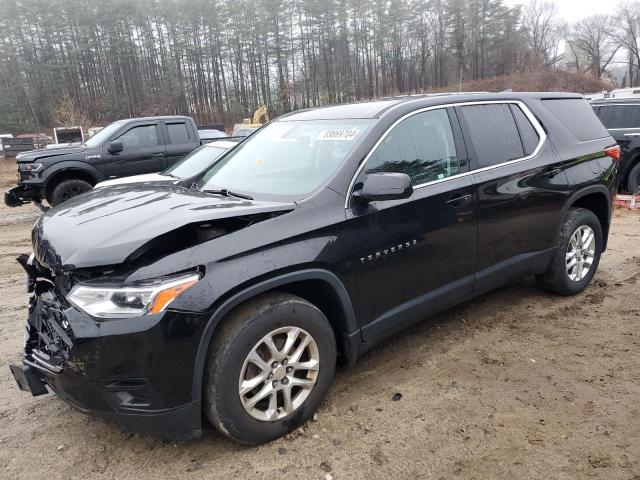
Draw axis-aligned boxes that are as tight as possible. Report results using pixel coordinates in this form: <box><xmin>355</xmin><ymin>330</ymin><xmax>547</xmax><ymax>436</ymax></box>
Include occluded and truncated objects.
<box><xmin>49</xmin><ymin>179</ymin><xmax>92</xmax><ymax>206</ymax></box>
<box><xmin>535</xmin><ymin>208</ymin><xmax>602</xmax><ymax>296</ymax></box>
<box><xmin>627</xmin><ymin>162</ymin><xmax>640</xmax><ymax>194</ymax></box>
<box><xmin>203</xmin><ymin>292</ymin><xmax>336</xmax><ymax>445</ymax></box>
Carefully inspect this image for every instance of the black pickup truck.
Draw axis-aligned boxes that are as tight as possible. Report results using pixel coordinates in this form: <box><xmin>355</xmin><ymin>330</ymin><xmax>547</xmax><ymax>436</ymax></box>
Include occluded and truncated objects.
<box><xmin>5</xmin><ymin>116</ymin><xmax>202</xmax><ymax>207</ymax></box>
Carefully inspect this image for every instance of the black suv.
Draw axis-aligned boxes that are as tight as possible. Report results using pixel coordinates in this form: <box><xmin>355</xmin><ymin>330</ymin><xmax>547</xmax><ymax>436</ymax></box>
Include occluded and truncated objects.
<box><xmin>10</xmin><ymin>93</ymin><xmax>619</xmax><ymax>444</ymax></box>
<box><xmin>592</xmin><ymin>98</ymin><xmax>640</xmax><ymax>193</ymax></box>
<box><xmin>5</xmin><ymin>116</ymin><xmax>201</xmax><ymax>207</ymax></box>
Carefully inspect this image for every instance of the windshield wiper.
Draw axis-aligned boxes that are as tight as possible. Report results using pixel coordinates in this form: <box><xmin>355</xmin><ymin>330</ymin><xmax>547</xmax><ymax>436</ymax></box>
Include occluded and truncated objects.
<box><xmin>203</xmin><ymin>188</ymin><xmax>254</xmax><ymax>200</ymax></box>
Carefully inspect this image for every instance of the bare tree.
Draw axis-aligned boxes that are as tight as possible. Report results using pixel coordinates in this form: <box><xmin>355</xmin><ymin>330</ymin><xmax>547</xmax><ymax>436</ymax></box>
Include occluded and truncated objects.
<box><xmin>615</xmin><ymin>2</ymin><xmax>640</xmax><ymax>86</ymax></box>
<box><xmin>53</xmin><ymin>95</ymin><xmax>91</xmax><ymax>128</ymax></box>
<box><xmin>569</xmin><ymin>14</ymin><xmax>621</xmax><ymax>77</ymax></box>
<box><xmin>521</xmin><ymin>0</ymin><xmax>565</xmax><ymax>67</ymax></box>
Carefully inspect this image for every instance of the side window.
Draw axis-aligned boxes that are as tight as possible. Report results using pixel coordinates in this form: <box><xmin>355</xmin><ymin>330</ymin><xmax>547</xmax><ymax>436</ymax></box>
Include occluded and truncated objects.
<box><xmin>510</xmin><ymin>104</ymin><xmax>540</xmax><ymax>156</ymax></box>
<box><xmin>364</xmin><ymin>108</ymin><xmax>459</xmax><ymax>185</ymax></box>
<box><xmin>457</xmin><ymin>104</ymin><xmax>524</xmax><ymax>168</ymax></box>
<box><xmin>596</xmin><ymin>105</ymin><xmax>640</xmax><ymax>129</ymax></box>
<box><xmin>116</xmin><ymin>125</ymin><xmax>158</xmax><ymax>151</ymax></box>
<box><xmin>167</xmin><ymin>123</ymin><xmax>191</xmax><ymax>144</ymax></box>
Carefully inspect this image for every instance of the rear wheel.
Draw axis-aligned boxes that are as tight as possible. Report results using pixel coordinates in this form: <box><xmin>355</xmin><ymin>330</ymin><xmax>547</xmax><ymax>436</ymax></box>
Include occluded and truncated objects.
<box><xmin>203</xmin><ymin>292</ymin><xmax>336</xmax><ymax>444</ymax></box>
<box><xmin>49</xmin><ymin>179</ymin><xmax>92</xmax><ymax>206</ymax></box>
<box><xmin>536</xmin><ymin>208</ymin><xmax>602</xmax><ymax>296</ymax></box>
<box><xmin>627</xmin><ymin>162</ymin><xmax>640</xmax><ymax>194</ymax></box>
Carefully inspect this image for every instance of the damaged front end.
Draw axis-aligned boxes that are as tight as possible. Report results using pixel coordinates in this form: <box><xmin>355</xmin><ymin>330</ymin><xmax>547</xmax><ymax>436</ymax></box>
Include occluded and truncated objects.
<box><xmin>10</xmin><ymin>254</ymin><xmax>73</xmax><ymax>395</ymax></box>
<box><xmin>9</xmin><ymin>184</ymin><xmax>299</xmax><ymax>439</ymax></box>
<box><xmin>9</xmin><ymin>252</ymin><xmax>209</xmax><ymax>440</ymax></box>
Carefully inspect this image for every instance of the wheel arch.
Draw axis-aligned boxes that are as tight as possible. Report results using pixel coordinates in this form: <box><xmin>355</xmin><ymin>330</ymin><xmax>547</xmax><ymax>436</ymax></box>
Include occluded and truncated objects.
<box><xmin>563</xmin><ymin>185</ymin><xmax>612</xmax><ymax>250</ymax></box>
<box><xmin>191</xmin><ymin>269</ymin><xmax>359</xmax><ymax>400</ymax></box>
<box><xmin>43</xmin><ymin>164</ymin><xmax>99</xmax><ymax>201</ymax></box>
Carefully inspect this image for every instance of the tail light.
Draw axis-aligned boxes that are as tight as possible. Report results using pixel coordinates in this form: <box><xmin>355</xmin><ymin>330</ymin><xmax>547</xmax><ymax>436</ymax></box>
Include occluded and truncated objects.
<box><xmin>605</xmin><ymin>145</ymin><xmax>621</xmax><ymax>161</ymax></box>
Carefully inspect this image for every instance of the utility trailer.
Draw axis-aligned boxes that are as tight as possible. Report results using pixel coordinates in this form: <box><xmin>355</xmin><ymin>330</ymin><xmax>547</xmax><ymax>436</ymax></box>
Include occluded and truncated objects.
<box><xmin>53</xmin><ymin>126</ymin><xmax>83</xmax><ymax>145</ymax></box>
<box><xmin>2</xmin><ymin>138</ymin><xmax>35</xmax><ymax>157</ymax></box>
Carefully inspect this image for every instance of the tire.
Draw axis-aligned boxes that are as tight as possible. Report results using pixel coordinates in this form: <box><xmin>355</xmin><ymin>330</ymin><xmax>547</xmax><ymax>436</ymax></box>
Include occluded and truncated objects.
<box><xmin>204</xmin><ymin>292</ymin><xmax>336</xmax><ymax>445</ymax></box>
<box><xmin>49</xmin><ymin>179</ymin><xmax>92</xmax><ymax>206</ymax></box>
<box><xmin>627</xmin><ymin>162</ymin><xmax>640</xmax><ymax>194</ymax></box>
<box><xmin>536</xmin><ymin>208</ymin><xmax>603</xmax><ymax>296</ymax></box>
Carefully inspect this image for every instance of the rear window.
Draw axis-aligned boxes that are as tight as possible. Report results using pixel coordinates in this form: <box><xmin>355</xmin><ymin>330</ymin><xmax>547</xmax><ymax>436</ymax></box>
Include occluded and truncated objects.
<box><xmin>542</xmin><ymin>99</ymin><xmax>609</xmax><ymax>141</ymax></box>
<box><xmin>167</xmin><ymin>123</ymin><xmax>190</xmax><ymax>144</ymax></box>
<box><xmin>595</xmin><ymin>105</ymin><xmax>640</xmax><ymax>129</ymax></box>
<box><xmin>457</xmin><ymin>104</ymin><xmax>524</xmax><ymax>168</ymax></box>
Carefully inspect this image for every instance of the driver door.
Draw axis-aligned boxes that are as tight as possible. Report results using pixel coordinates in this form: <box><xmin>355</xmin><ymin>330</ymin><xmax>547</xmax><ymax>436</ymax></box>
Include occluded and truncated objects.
<box><xmin>104</xmin><ymin>124</ymin><xmax>166</xmax><ymax>179</ymax></box>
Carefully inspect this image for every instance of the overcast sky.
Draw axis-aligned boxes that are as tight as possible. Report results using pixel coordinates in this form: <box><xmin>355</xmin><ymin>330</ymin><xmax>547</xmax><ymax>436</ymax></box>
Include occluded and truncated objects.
<box><xmin>505</xmin><ymin>0</ymin><xmax>625</xmax><ymax>22</ymax></box>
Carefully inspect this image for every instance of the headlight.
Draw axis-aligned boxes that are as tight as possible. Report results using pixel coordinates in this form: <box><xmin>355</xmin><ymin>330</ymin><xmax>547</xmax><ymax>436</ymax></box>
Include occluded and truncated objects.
<box><xmin>23</xmin><ymin>163</ymin><xmax>43</xmax><ymax>172</ymax></box>
<box><xmin>67</xmin><ymin>273</ymin><xmax>200</xmax><ymax>318</ymax></box>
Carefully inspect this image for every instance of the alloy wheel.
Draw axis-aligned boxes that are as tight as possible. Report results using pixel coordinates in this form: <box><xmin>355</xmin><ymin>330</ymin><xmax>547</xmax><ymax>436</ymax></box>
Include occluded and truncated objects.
<box><xmin>566</xmin><ymin>225</ymin><xmax>596</xmax><ymax>282</ymax></box>
<box><xmin>238</xmin><ymin>326</ymin><xmax>320</xmax><ymax>421</ymax></box>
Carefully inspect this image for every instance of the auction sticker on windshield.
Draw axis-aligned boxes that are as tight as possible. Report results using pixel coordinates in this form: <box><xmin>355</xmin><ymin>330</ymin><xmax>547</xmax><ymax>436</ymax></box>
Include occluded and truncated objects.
<box><xmin>316</xmin><ymin>128</ymin><xmax>360</xmax><ymax>141</ymax></box>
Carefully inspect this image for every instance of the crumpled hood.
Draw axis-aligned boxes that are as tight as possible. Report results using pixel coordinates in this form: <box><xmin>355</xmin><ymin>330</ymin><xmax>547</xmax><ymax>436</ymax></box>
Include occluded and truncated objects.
<box><xmin>17</xmin><ymin>145</ymin><xmax>88</xmax><ymax>162</ymax></box>
<box><xmin>32</xmin><ymin>184</ymin><xmax>295</xmax><ymax>270</ymax></box>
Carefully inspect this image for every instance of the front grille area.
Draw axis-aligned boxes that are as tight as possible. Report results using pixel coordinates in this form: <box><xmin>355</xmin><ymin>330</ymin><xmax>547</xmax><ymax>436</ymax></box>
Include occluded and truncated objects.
<box><xmin>25</xmin><ymin>289</ymin><xmax>74</xmax><ymax>373</ymax></box>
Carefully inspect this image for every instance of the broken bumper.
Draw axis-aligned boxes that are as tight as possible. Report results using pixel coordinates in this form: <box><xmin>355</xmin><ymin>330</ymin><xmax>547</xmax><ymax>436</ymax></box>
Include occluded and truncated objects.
<box><xmin>4</xmin><ymin>184</ymin><xmax>42</xmax><ymax>207</ymax></box>
<box><xmin>9</xmin><ymin>282</ymin><xmax>210</xmax><ymax>440</ymax></box>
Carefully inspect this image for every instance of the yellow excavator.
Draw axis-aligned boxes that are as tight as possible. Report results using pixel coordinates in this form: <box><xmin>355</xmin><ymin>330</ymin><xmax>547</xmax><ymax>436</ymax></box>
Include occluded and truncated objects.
<box><xmin>232</xmin><ymin>106</ymin><xmax>269</xmax><ymax>137</ymax></box>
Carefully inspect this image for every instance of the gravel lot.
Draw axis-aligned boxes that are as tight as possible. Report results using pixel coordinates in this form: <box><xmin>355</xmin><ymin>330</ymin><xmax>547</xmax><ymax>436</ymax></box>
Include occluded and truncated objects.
<box><xmin>1</xmin><ymin>162</ymin><xmax>639</xmax><ymax>480</ymax></box>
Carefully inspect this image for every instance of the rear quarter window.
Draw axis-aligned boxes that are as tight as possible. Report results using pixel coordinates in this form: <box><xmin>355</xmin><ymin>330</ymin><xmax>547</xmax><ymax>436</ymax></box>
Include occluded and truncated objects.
<box><xmin>542</xmin><ymin>99</ymin><xmax>609</xmax><ymax>141</ymax></box>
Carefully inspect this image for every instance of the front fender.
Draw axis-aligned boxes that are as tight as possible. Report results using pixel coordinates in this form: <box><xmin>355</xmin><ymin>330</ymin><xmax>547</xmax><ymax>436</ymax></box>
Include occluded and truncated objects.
<box><xmin>40</xmin><ymin>161</ymin><xmax>102</xmax><ymax>184</ymax></box>
<box><xmin>190</xmin><ymin>268</ymin><xmax>358</xmax><ymax>400</ymax></box>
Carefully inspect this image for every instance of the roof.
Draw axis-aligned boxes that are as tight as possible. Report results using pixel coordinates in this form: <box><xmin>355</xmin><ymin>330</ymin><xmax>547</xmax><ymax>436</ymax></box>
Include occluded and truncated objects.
<box><xmin>278</xmin><ymin>92</ymin><xmax>584</xmax><ymax>121</ymax></box>
<box><xmin>116</xmin><ymin>115</ymin><xmax>193</xmax><ymax>122</ymax></box>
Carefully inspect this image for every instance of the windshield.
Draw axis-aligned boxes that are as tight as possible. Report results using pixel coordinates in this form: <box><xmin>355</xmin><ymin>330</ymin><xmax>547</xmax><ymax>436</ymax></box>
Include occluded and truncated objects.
<box><xmin>198</xmin><ymin>119</ymin><xmax>373</xmax><ymax>199</ymax></box>
<box><xmin>166</xmin><ymin>145</ymin><xmax>228</xmax><ymax>178</ymax></box>
<box><xmin>84</xmin><ymin>121</ymin><xmax>125</xmax><ymax>147</ymax></box>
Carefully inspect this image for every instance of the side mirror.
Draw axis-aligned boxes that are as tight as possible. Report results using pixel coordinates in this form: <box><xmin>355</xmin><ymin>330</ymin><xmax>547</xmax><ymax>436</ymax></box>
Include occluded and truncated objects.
<box><xmin>108</xmin><ymin>140</ymin><xmax>123</xmax><ymax>154</ymax></box>
<box><xmin>352</xmin><ymin>173</ymin><xmax>413</xmax><ymax>203</ymax></box>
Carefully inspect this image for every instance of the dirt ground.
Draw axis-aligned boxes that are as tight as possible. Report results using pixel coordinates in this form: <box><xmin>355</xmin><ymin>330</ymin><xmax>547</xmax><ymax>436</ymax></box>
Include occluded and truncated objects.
<box><xmin>0</xmin><ymin>160</ymin><xmax>639</xmax><ymax>480</ymax></box>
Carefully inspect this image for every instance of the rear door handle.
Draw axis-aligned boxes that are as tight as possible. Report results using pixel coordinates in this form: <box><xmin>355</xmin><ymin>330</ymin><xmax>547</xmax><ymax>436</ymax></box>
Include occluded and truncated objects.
<box><xmin>446</xmin><ymin>193</ymin><xmax>472</xmax><ymax>207</ymax></box>
<box><xmin>151</xmin><ymin>152</ymin><xmax>164</xmax><ymax>157</ymax></box>
<box><xmin>543</xmin><ymin>167</ymin><xmax>562</xmax><ymax>178</ymax></box>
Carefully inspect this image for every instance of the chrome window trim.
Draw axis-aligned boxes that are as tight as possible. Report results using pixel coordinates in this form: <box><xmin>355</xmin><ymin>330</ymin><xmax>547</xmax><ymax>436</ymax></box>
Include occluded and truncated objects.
<box><xmin>345</xmin><ymin>100</ymin><xmax>547</xmax><ymax>208</ymax></box>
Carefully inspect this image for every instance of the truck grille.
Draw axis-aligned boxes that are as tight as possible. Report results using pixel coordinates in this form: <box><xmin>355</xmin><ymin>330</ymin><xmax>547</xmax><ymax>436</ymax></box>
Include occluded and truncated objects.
<box><xmin>25</xmin><ymin>289</ymin><xmax>74</xmax><ymax>373</ymax></box>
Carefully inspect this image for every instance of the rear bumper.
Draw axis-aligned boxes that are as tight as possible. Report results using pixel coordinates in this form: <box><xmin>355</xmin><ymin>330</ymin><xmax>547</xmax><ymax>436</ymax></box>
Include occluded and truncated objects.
<box><xmin>4</xmin><ymin>184</ymin><xmax>43</xmax><ymax>207</ymax></box>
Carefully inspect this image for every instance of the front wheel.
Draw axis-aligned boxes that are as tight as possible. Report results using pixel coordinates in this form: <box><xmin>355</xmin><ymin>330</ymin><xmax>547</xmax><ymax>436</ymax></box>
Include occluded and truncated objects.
<box><xmin>204</xmin><ymin>292</ymin><xmax>336</xmax><ymax>444</ymax></box>
<box><xmin>49</xmin><ymin>178</ymin><xmax>92</xmax><ymax>206</ymax></box>
<box><xmin>536</xmin><ymin>208</ymin><xmax>603</xmax><ymax>296</ymax></box>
